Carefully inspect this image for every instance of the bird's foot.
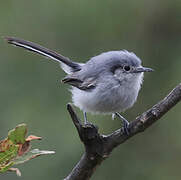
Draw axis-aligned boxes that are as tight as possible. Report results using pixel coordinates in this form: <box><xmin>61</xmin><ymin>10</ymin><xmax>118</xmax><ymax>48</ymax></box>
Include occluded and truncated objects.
<box><xmin>122</xmin><ymin>118</ymin><xmax>130</xmax><ymax>135</ymax></box>
<box><xmin>115</xmin><ymin>112</ymin><xmax>130</xmax><ymax>135</ymax></box>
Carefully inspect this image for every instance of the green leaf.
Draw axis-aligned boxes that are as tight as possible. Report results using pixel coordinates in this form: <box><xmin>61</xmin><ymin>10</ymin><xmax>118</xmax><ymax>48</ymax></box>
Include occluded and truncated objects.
<box><xmin>0</xmin><ymin>124</ymin><xmax>55</xmax><ymax>176</ymax></box>
<box><xmin>8</xmin><ymin>124</ymin><xmax>27</xmax><ymax>144</ymax></box>
<box><xmin>0</xmin><ymin>144</ymin><xmax>18</xmax><ymax>166</ymax></box>
<box><xmin>0</xmin><ymin>162</ymin><xmax>14</xmax><ymax>173</ymax></box>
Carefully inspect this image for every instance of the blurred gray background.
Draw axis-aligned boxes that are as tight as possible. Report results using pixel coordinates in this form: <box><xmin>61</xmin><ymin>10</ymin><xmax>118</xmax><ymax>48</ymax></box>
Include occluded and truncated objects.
<box><xmin>0</xmin><ymin>0</ymin><xmax>181</xmax><ymax>179</ymax></box>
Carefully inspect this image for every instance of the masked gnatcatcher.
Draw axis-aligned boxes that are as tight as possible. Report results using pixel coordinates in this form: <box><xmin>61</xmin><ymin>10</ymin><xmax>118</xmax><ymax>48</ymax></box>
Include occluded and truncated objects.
<box><xmin>5</xmin><ymin>37</ymin><xmax>153</xmax><ymax>134</ymax></box>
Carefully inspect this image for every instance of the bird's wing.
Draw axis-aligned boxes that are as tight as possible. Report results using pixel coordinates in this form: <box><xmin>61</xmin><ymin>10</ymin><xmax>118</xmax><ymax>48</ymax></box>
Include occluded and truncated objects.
<box><xmin>62</xmin><ymin>74</ymin><xmax>96</xmax><ymax>90</ymax></box>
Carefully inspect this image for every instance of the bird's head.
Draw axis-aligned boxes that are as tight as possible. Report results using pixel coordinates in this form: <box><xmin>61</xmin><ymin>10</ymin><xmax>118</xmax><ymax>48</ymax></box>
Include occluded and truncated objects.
<box><xmin>92</xmin><ymin>50</ymin><xmax>153</xmax><ymax>85</ymax></box>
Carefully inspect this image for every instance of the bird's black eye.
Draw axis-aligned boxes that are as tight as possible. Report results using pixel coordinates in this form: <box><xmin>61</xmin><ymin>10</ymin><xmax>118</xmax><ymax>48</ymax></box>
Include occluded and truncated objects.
<box><xmin>123</xmin><ymin>65</ymin><xmax>131</xmax><ymax>71</ymax></box>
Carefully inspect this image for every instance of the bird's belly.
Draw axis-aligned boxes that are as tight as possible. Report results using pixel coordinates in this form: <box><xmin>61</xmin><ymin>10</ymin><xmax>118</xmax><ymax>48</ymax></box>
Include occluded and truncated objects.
<box><xmin>71</xmin><ymin>86</ymin><xmax>138</xmax><ymax>114</ymax></box>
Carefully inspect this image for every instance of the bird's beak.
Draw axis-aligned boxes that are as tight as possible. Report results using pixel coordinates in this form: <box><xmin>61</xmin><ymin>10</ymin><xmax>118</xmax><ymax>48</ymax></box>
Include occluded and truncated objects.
<box><xmin>132</xmin><ymin>66</ymin><xmax>154</xmax><ymax>73</ymax></box>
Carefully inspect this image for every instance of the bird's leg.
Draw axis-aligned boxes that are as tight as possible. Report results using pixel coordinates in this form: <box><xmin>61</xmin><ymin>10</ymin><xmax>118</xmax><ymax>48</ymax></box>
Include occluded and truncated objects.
<box><xmin>83</xmin><ymin>111</ymin><xmax>88</xmax><ymax>125</ymax></box>
<box><xmin>115</xmin><ymin>112</ymin><xmax>130</xmax><ymax>135</ymax></box>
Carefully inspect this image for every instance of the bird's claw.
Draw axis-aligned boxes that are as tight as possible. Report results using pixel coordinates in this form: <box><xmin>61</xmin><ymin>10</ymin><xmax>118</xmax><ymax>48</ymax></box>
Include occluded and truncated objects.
<box><xmin>115</xmin><ymin>112</ymin><xmax>130</xmax><ymax>135</ymax></box>
<box><xmin>122</xmin><ymin>118</ymin><xmax>130</xmax><ymax>135</ymax></box>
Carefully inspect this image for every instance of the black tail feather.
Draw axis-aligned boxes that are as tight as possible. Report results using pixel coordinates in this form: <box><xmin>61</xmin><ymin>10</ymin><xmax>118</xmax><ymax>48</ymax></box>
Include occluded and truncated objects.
<box><xmin>5</xmin><ymin>36</ymin><xmax>81</xmax><ymax>71</ymax></box>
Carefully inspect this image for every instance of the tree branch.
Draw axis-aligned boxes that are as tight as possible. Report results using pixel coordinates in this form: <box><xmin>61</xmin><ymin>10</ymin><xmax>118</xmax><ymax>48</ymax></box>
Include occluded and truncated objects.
<box><xmin>64</xmin><ymin>83</ymin><xmax>181</xmax><ymax>180</ymax></box>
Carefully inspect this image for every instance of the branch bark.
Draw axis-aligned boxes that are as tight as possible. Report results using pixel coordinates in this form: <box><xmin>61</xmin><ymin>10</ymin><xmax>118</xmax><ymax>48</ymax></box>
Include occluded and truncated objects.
<box><xmin>64</xmin><ymin>83</ymin><xmax>181</xmax><ymax>180</ymax></box>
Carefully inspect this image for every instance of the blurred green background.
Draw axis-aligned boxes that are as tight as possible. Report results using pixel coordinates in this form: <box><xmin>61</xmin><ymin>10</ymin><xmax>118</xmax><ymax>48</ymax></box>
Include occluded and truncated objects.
<box><xmin>0</xmin><ymin>0</ymin><xmax>181</xmax><ymax>179</ymax></box>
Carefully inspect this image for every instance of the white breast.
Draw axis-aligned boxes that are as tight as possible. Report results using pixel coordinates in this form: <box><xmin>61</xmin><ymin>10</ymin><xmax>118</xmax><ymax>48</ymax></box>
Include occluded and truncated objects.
<box><xmin>71</xmin><ymin>73</ymin><xmax>143</xmax><ymax>114</ymax></box>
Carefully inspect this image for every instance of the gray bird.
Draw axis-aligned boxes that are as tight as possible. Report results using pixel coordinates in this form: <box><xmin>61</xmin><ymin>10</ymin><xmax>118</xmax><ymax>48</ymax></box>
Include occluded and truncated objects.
<box><xmin>5</xmin><ymin>37</ymin><xmax>153</xmax><ymax>134</ymax></box>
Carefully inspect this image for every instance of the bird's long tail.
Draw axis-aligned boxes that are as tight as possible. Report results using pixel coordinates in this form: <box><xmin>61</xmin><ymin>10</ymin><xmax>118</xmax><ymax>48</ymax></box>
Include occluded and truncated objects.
<box><xmin>5</xmin><ymin>37</ymin><xmax>81</xmax><ymax>72</ymax></box>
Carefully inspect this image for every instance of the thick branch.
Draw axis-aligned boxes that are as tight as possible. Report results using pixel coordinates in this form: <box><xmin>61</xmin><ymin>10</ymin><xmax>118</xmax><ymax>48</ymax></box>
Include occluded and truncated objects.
<box><xmin>64</xmin><ymin>83</ymin><xmax>181</xmax><ymax>180</ymax></box>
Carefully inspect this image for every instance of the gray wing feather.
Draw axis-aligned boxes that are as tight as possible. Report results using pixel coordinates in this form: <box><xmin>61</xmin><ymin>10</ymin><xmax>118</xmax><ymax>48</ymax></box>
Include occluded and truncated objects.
<box><xmin>62</xmin><ymin>74</ymin><xmax>96</xmax><ymax>90</ymax></box>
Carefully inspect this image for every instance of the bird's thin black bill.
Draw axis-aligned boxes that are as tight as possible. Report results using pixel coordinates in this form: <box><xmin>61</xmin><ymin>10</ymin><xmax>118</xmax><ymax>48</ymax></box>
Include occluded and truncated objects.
<box><xmin>133</xmin><ymin>67</ymin><xmax>154</xmax><ymax>73</ymax></box>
